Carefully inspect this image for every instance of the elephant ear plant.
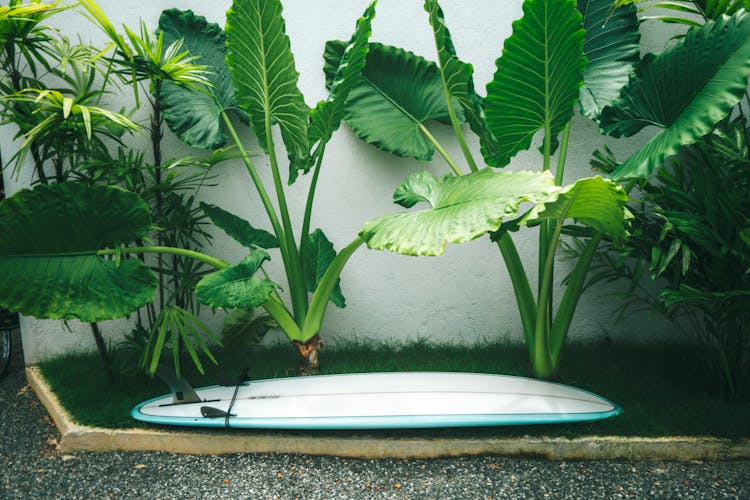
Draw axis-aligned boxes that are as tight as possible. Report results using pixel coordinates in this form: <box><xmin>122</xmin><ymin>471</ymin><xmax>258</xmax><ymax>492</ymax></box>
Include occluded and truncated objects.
<box><xmin>0</xmin><ymin>0</ymin><xmax>376</xmax><ymax>375</ymax></box>
<box><xmin>341</xmin><ymin>0</ymin><xmax>750</xmax><ymax>378</ymax></box>
<box><xmin>335</xmin><ymin>0</ymin><xmax>633</xmax><ymax>379</ymax></box>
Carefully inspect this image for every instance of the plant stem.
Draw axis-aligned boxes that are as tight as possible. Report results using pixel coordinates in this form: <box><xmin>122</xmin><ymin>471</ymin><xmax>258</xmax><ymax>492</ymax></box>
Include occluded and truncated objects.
<box><xmin>550</xmin><ymin>232</ymin><xmax>602</xmax><ymax>361</ymax></box>
<box><xmin>301</xmin><ymin>236</ymin><xmax>365</xmax><ymax>341</ymax></box>
<box><xmin>151</xmin><ymin>80</ymin><xmax>165</xmax><ymax>311</ymax></box>
<box><xmin>98</xmin><ymin>246</ymin><xmax>229</xmax><ymax>270</ymax></box>
<box><xmin>221</xmin><ymin>112</ymin><xmax>284</xmax><ymax>240</ymax></box>
<box><xmin>442</xmin><ymin>88</ymin><xmax>478</xmax><ymax>172</ymax></box>
<box><xmin>263</xmin><ymin>111</ymin><xmax>308</xmax><ymax>324</ymax></box>
<box><xmin>533</xmin><ymin>208</ymin><xmax>568</xmax><ymax>378</ymax></box>
<box><xmin>496</xmin><ymin>233</ymin><xmax>536</xmax><ymax>350</ymax></box>
<box><xmin>89</xmin><ymin>322</ymin><xmax>113</xmax><ymax>383</ymax></box>
<box><xmin>538</xmin><ymin>121</ymin><xmax>554</xmax><ymax>336</ymax></box>
<box><xmin>555</xmin><ymin>122</ymin><xmax>571</xmax><ymax>186</ymax></box>
<box><xmin>299</xmin><ymin>143</ymin><xmax>326</xmax><ymax>278</ymax></box>
<box><xmin>419</xmin><ymin>123</ymin><xmax>463</xmax><ymax>176</ymax></box>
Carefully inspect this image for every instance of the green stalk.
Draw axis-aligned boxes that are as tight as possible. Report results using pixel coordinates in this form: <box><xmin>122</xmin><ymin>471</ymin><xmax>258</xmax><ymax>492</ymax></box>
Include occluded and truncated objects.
<box><xmin>441</xmin><ymin>84</ymin><xmax>478</xmax><ymax>172</ymax></box>
<box><xmin>299</xmin><ymin>143</ymin><xmax>327</xmax><ymax>275</ymax></box>
<box><xmin>496</xmin><ymin>233</ymin><xmax>536</xmax><ymax>350</ymax></box>
<box><xmin>301</xmin><ymin>237</ymin><xmax>365</xmax><ymax>341</ymax></box>
<box><xmin>418</xmin><ymin>123</ymin><xmax>463</xmax><ymax>176</ymax></box>
<box><xmin>98</xmin><ymin>246</ymin><xmax>229</xmax><ymax>270</ymax></box>
<box><xmin>555</xmin><ymin>122</ymin><xmax>571</xmax><ymax>186</ymax></box>
<box><xmin>221</xmin><ymin>112</ymin><xmax>285</xmax><ymax>243</ymax></box>
<box><xmin>538</xmin><ymin>122</ymin><xmax>554</xmax><ymax>335</ymax></box>
<box><xmin>263</xmin><ymin>111</ymin><xmax>308</xmax><ymax>324</ymax></box>
<box><xmin>533</xmin><ymin>212</ymin><xmax>568</xmax><ymax>378</ymax></box>
<box><xmin>550</xmin><ymin>232</ymin><xmax>602</xmax><ymax>361</ymax></box>
<box><xmin>263</xmin><ymin>294</ymin><xmax>303</xmax><ymax>342</ymax></box>
<box><xmin>223</xmin><ymin>112</ymin><xmax>300</xmax><ymax>312</ymax></box>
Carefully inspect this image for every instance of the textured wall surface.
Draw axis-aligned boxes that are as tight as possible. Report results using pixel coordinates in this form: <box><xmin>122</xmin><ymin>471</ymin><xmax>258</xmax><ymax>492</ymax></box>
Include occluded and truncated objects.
<box><xmin>2</xmin><ymin>0</ymin><xmax>678</xmax><ymax>362</ymax></box>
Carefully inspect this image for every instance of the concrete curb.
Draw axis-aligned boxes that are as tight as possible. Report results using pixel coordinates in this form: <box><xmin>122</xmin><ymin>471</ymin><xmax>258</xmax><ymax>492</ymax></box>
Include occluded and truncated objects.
<box><xmin>26</xmin><ymin>366</ymin><xmax>750</xmax><ymax>461</ymax></box>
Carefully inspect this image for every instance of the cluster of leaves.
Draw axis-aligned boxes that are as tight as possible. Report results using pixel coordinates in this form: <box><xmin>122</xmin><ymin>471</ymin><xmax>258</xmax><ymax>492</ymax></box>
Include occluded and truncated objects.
<box><xmin>323</xmin><ymin>0</ymin><xmax>750</xmax><ymax>380</ymax></box>
<box><xmin>580</xmin><ymin>0</ymin><xmax>750</xmax><ymax>397</ymax></box>
<box><xmin>591</xmin><ymin>116</ymin><xmax>750</xmax><ymax>397</ymax></box>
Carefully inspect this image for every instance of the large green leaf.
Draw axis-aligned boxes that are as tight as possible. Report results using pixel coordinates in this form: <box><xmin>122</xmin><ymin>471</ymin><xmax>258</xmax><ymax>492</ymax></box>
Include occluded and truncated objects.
<box><xmin>305</xmin><ymin>229</ymin><xmax>345</xmax><ymax>308</ymax></box>
<box><xmin>196</xmin><ymin>249</ymin><xmax>276</xmax><ymax>309</ymax></box>
<box><xmin>424</xmin><ymin>0</ymin><xmax>502</xmax><ymax>167</ymax></box>
<box><xmin>578</xmin><ymin>0</ymin><xmax>640</xmax><ymax>121</ymax></box>
<box><xmin>513</xmin><ymin>176</ymin><xmax>630</xmax><ymax>244</ymax></box>
<box><xmin>0</xmin><ymin>183</ymin><xmax>157</xmax><ymax>321</ymax></box>
<box><xmin>200</xmin><ymin>202</ymin><xmax>278</xmax><ymax>249</ymax></box>
<box><xmin>324</xmin><ymin>41</ymin><xmax>460</xmax><ymax>161</ymax></box>
<box><xmin>602</xmin><ymin>11</ymin><xmax>750</xmax><ymax>180</ymax></box>
<box><xmin>309</xmin><ymin>1</ymin><xmax>376</xmax><ymax>153</ymax></box>
<box><xmin>484</xmin><ymin>0</ymin><xmax>586</xmax><ymax>166</ymax></box>
<box><xmin>359</xmin><ymin>168</ymin><xmax>561</xmax><ymax>256</ymax></box>
<box><xmin>226</xmin><ymin>0</ymin><xmax>310</xmax><ymax>179</ymax></box>
<box><xmin>159</xmin><ymin>9</ymin><xmax>241</xmax><ymax>149</ymax></box>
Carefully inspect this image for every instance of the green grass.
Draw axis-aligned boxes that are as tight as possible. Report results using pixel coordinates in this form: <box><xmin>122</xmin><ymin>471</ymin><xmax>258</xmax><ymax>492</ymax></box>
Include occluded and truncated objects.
<box><xmin>37</xmin><ymin>338</ymin><xmax>749</xmax><ymax>439</ymax></box>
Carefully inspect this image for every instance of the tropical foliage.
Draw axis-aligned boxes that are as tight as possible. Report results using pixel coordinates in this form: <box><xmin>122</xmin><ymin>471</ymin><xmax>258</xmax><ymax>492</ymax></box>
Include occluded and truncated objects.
<box><xmin>332</xmin><ymin>0</ymin><xmax>750</xmax><ymax>379</ymax></box>
<box><xmin>0</xmin><ymin>0</ymin><xmax>378</xmax><ymax>375</ymax></box>
<box><xmin>584</xmin><ymin>1</ymin><xmax>750</xmax><ymax>398</ymax></box>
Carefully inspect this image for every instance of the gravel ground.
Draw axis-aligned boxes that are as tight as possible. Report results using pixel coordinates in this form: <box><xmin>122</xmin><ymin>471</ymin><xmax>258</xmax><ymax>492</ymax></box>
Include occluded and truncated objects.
<box><xmin>2</xmin><ymin>329</ymin><xmax>749</xmax><ymax>499</ymax></box>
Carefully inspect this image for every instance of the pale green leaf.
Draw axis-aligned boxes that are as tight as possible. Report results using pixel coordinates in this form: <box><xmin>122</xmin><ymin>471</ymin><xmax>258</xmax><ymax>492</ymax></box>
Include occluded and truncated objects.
<box><xmin>360</xmin><ymin>168</ymin><xmax>561</xmax><ymax>256</ymax></box>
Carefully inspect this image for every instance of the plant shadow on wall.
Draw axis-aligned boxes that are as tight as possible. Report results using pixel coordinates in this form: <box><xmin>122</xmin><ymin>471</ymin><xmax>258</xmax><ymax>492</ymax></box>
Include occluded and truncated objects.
<box><xmin>0</xmin><ymin>0</ymin><xmax>379</xmax><ymax>377</ymax></box>
<box><xmin>581</xmin><ymin>0</ymin><xmax>750</xmax><ymax>399</ymax></box>
<box><xmin>1</xmin><ymin>0</ymin><xmax>750</xmax><ymax>387</ymax></box>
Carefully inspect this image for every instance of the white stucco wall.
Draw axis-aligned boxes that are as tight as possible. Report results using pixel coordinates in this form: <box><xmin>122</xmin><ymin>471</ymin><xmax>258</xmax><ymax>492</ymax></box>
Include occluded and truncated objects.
<box><xmin>3</xmin><ymin>0</ymin><xmax>678</xmax><ymax>362</ymax></box>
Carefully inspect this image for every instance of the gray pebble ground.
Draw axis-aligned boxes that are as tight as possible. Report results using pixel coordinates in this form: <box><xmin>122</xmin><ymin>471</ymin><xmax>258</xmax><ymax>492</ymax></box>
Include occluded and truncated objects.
<box><xmin>1</xmin><ymin>330</ymin><xmax>749</xmax><ymax>499</ymax></box>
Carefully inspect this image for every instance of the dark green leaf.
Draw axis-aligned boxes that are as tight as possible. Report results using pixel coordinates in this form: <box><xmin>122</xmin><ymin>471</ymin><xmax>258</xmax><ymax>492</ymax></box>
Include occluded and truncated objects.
<box><xmin>221</xmin><ymin>309</ymin><xmax>275</xmax><ymax>346</ymax></box>
<box><xmin>324</xmin><ymin>41</ymin><xmax>460</xmax><ymax>161</ymax></box>
<box><xmin>305</xmin><ymin>229</ymin><xmax>345</xmax><ymax>308</ymax></box>
<box><xmin>159</xmin><ymin>8</ymin><xmax>242</xmax><ymax>149</ymax></box>
<box><xmin>309</xmin><ymin>1</ymin><xmax>376</xmax><ymax>153</ymax></box>
<box><xmin>602</xmin><ymin>11</ymin><xmax>750</xmax><ymax>179</ymax></box>
<box><xmin>196</xmin><ymin>249</ymin><xmax>276</xmax><ymax>309</ymax></box>
<box><xmin>200</xmin><ymin>202</ymin><xmax>278</xmax><ymax>249</ymax></box>
<box><xmin>425</xmin><ymin>0</ymin><xmax>502</xmax><ymax>166</ymax></box>
<box><xmin>0</xmin><ymin>183</ymin><xmax>156</xmax><ymax>321</ymax></box>
<box><xmin>578</xmin><ymin>0</ymin><xmax>640</xmax><ymax>120</ymax></box>
<box><xmin>484</xmin><ymin>0</ymin><xmax>586</xmax><ymax>166</ymax></box>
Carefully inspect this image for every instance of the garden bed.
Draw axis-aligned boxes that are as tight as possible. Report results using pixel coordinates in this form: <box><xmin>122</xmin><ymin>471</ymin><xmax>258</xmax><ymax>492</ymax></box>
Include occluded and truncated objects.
<box><xmin>36</xmin><ymin>339</ymin><xmax>749</xmax><ymax>440</ymax></box>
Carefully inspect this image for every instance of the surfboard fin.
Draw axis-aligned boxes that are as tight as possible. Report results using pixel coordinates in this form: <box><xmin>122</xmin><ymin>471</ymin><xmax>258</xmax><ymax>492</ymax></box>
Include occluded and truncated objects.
<box><xmin>200</xmin><ymin>406</ymin><xmax>236</xmax><ymax>418</ymax></box>
<box><xmin>154</xmin><ymin>365</ymin><xmax>201</xmax><ymax>405</ymax></box>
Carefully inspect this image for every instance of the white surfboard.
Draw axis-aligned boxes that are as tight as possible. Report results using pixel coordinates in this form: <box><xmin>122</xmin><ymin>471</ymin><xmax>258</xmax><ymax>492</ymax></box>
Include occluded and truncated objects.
<box><xmin>131</xmin><ymin>372</ymin><xmax>621</xmax><ymax>429</ymax></box>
